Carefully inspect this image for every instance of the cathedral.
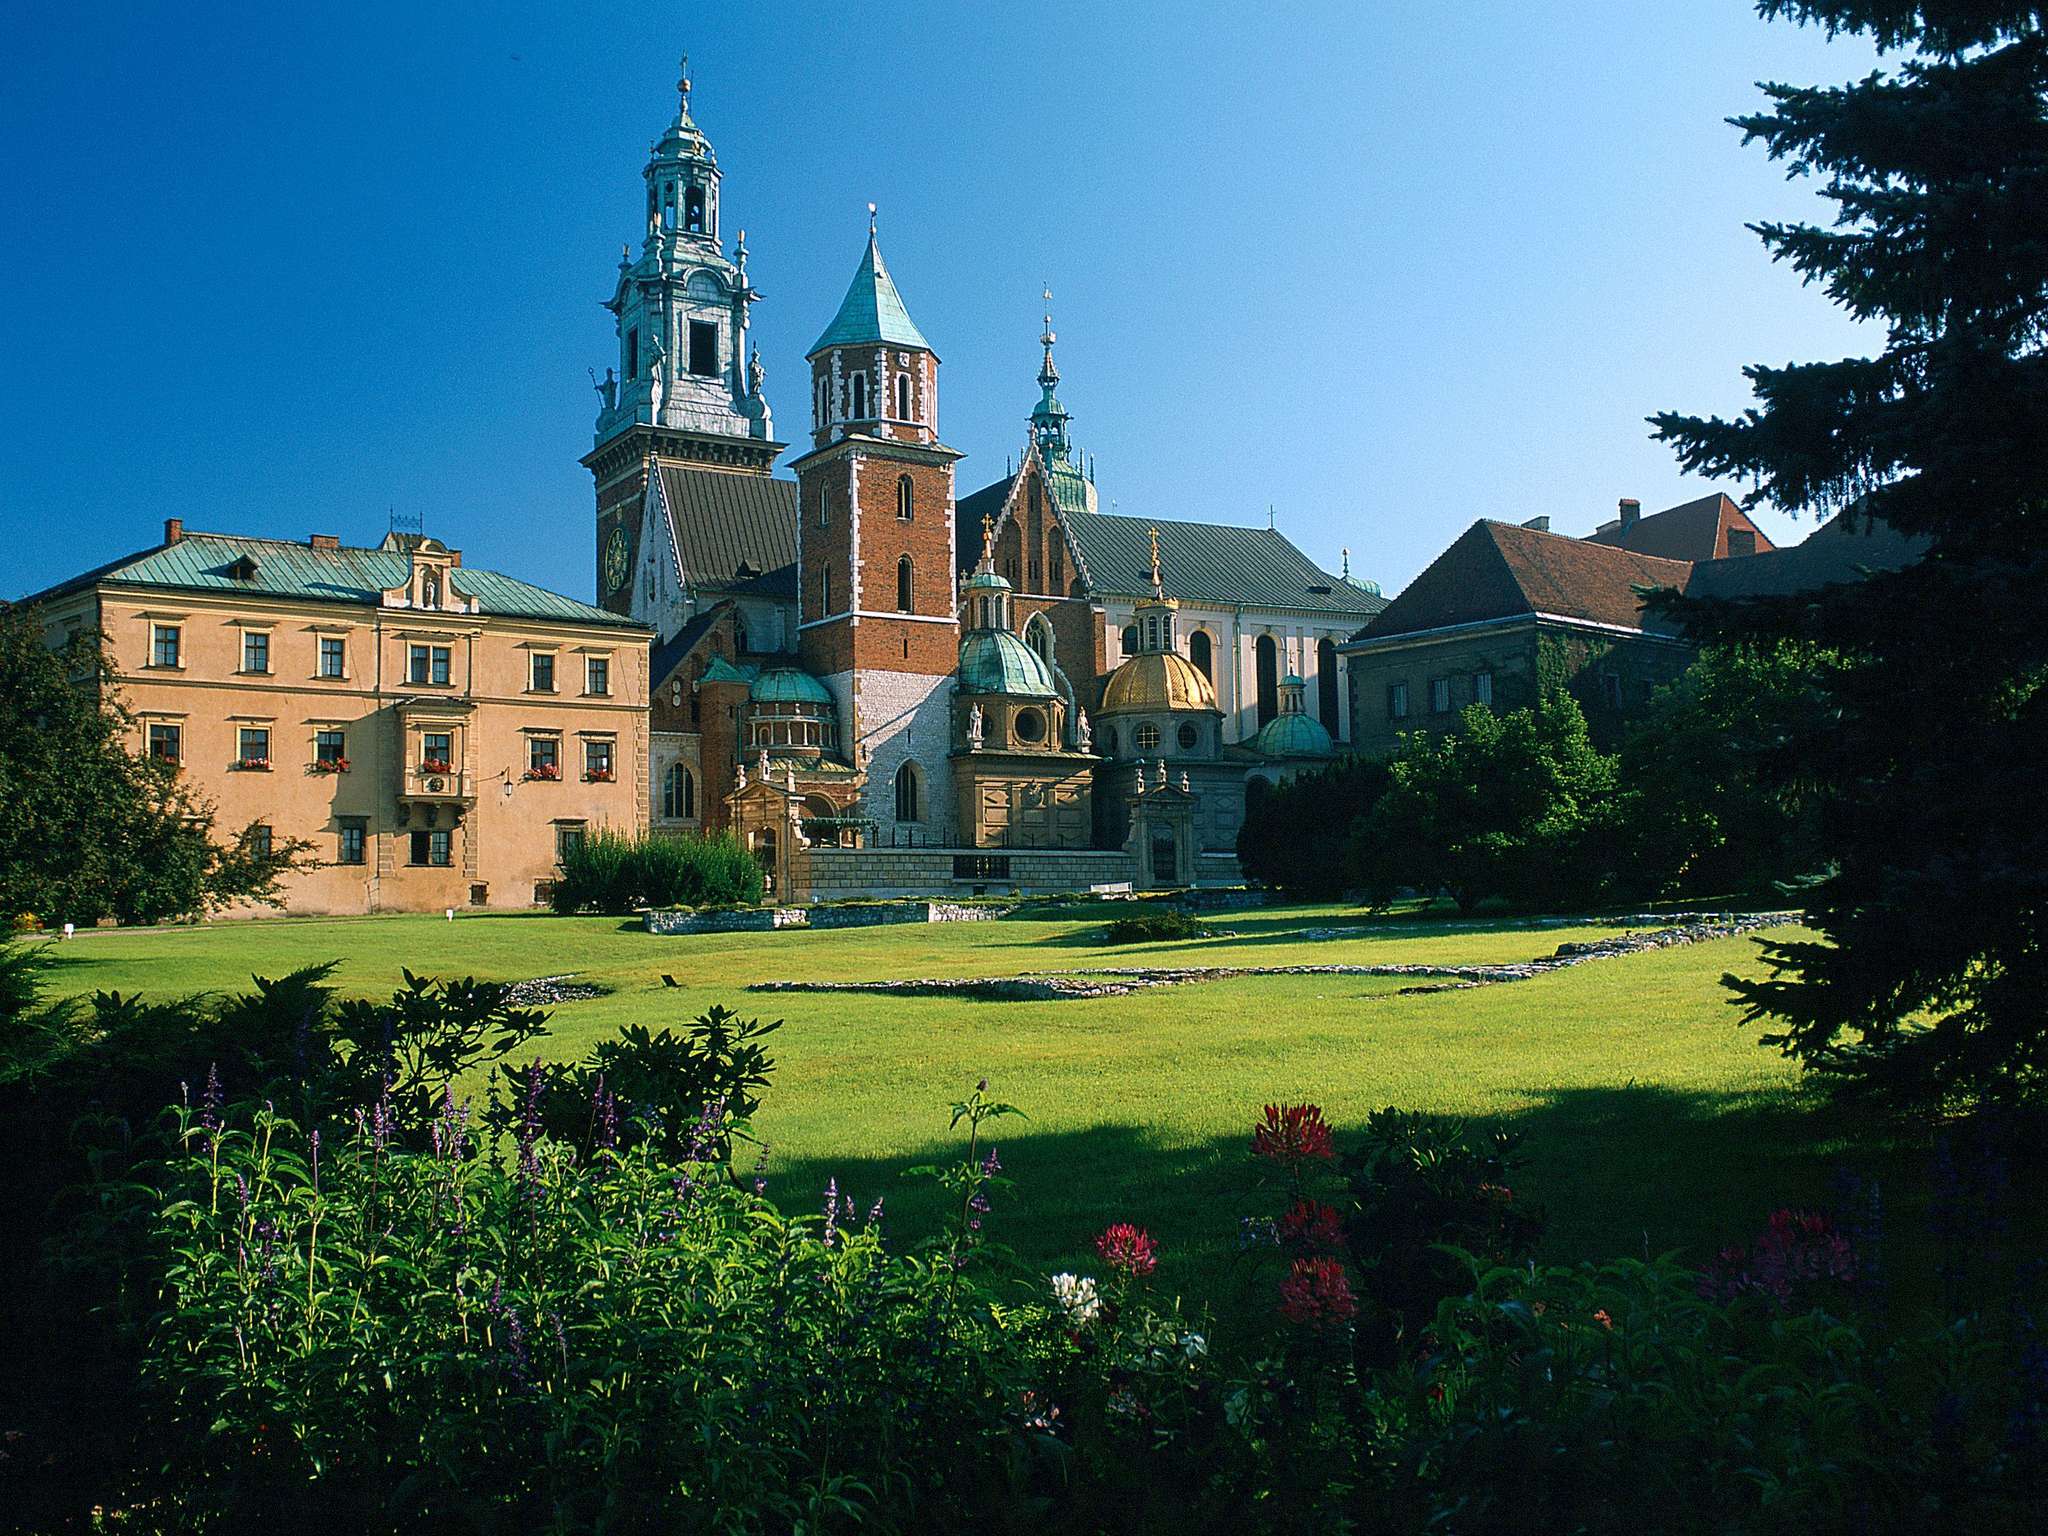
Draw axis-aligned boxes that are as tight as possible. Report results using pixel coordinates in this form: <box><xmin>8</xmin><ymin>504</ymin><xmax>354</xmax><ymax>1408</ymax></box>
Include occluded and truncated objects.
<box><xmin>586</xmin><ymin>60</ymin><xmax>1383</xmax><ymax>896</ymax></box>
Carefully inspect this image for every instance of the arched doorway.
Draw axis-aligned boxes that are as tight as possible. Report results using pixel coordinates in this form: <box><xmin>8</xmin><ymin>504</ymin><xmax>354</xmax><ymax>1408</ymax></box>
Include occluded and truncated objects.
<box><xmin>1150</xmin><ymin>823</ymin><xmax>1178</xmax><ymax>886</ymax></box>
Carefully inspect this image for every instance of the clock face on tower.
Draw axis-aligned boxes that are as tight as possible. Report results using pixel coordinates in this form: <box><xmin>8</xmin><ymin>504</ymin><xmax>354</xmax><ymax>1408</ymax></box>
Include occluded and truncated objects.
<box><xmin>602</xmin><ymin>526</ymin><xmax>630</xmax><ymax>594</ymax></box>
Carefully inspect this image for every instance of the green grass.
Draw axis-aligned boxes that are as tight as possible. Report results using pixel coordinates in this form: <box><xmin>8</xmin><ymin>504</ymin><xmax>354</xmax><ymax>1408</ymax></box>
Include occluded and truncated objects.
<box><xmin>36</xmin><ymin>906</ymin><xmax>1895</xmax><ymax>1305</ymax></box>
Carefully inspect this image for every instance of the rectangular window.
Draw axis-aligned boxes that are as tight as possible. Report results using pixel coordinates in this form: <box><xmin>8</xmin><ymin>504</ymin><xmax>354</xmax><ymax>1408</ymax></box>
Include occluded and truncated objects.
<box><xmin>1387</xmin><ymin>682</ymin><xmax>1409</xmax><ymax>720</ymax></box>
<box><xmin>584</xmin><ymin>656</ymin><xmax>610</xmax><ymax>696</ymax></box>
<box><xmin>1474</xmin><ymin>671</ymin><xmax>1493</xmax><ymax>707</ymax></box>
<box><xmin>408</xmin><ymin>644</ymin><xmax>451</xmax><ymax>686</ymax></box>
<box><xmin>626</xmin><ymin>328</ymin><xmax>639</xmax><ymax>378</ymax></box>
<box><xmin>557</xmin><ymin>822</ymin><xmax>587</xmax><ymax>864</ymax></box>
<box><xmin>687</xmin><ymin>320</ymin><xmax>718</xmax><ymax>378</ymax></box>
<box><xmin>530</xmin><ymin>651</ymin><xmax>556</xmax><ymax>692</ymax></box>
<box><xmin>1430</xmin><ymin>678</ymin><xmax>1451</xmax><ymax>714</ymax></box>
<box><xmin>1602</xmin><ymin>673</ymin><xmax>1625</xmax><ymax>709</ymax></box>
<box><xmin>147</xmin><ymin>722</ymin><xmax>181</xmax><ymax>763</ymax></box>
<box><xmin>151</xmin><ymin>624</ymin><xmax>181</xmax><ymax>669</ymax></box>
<box><xmin>315</xmin><ymin>729</ymin><xmax>346</xmax><ymax>768</ymax></box>
<box><xmin>584</xmin><ymin>739</ymin><xmax>615</xmax><ymax>781</ymax></box>
<box><xmin>237</xmin><ymin>727</ymin><xmax>271</xmax><ymax>768</ymax></box>
<box><xmin>248</xmin><ymin>824</ymin><xmax>273</xmax><ymax>859</ymax></box>
<box><xmin>317</xmin><ymin>636</ymin><xmax>346</xmax><ymax>678</ymax></box>
<box><xmin>410</xmin><ymin>829</ymin><xmax>452</xmax><ymax>867</ymax></box>
<box><xmin>528</xmin><ymin>736</ymin><xmax>559</xmax><ymax>777</ymax></box>
<box><xmin>421</xmin><ymin>732</ymin><xmax>453</xmax><ymax>771</ymax></box>
<box><xmin>338</xmin><ymin>820</ymin><xmax>366</xmax><ymax>866</ymax></box>
<box><xmin>240</xmin><ymin>631</ymin><xmax>270</xmax><ymax>673</ymax></box>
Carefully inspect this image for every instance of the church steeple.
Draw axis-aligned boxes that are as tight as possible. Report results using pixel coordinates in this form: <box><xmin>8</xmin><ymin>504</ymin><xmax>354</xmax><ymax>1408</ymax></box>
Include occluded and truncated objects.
<box><xmin>592</xmin><ymin>52</ymin><xmax>773</xmax><ymax>454</ymax></box>
<box><xmin>1024</xmin><ymin>287</ymin><xmax>1097</xmax><ymax>514</ymax></box>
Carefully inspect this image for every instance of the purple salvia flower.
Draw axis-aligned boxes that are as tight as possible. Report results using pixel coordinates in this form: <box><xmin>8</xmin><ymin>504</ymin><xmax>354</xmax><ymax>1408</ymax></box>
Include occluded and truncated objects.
<box><xmin>309</xmin><ymin>1128</ymin><xmax>320</xmax><ymax>1192</ymax></box>
<box><xmin>866</xmin><ymin>1195</ymin><xmax>885</xmax><ymax>1225</ymax></box>
<box><xmin>981</xmin><ymin>1146</ymin><xmax>1001</xmax><ymax>1178</ymax></box>
<box><xmin>593</xmin><ymin>1073</ymin><xmax>619</xmax><ymax>1153</ymax></box>
<box><xmin>235</xmin><ymin>1172</ymin><xmax>251</xmax><ymax>1210</ymax></box>
<box><xmin>822</xmin><ymin>1177</ymin><xmax>840</xmax><ymax>1248</ymax></box>
<box><xmin>199</xmin><ymin>1064</ymin><xmax>224</xmax><ymax>1134</ymax></box>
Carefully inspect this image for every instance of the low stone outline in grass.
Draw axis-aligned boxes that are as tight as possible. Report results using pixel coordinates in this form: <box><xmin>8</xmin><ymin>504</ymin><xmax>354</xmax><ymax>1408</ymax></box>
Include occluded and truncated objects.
<box><xmin>747</xmin><ymin>914</ymin><xmax>1802</xmax><ymax>1002</ymax></box>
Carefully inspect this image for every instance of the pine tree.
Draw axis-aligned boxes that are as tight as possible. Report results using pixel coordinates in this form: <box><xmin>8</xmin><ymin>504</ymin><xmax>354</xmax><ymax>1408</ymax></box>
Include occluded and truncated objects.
<box><xmin>1649</xmin><ymin>4</ymin><xmax>2048</xmax><ymax>1104</ymax></box>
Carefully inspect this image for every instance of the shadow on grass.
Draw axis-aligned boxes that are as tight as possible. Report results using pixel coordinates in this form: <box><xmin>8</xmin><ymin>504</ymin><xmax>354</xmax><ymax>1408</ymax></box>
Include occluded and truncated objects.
<box><xmin>763</xmin><ymin>1079</ymin><xmax>1941</xmax><ymax>1318</ymax></box>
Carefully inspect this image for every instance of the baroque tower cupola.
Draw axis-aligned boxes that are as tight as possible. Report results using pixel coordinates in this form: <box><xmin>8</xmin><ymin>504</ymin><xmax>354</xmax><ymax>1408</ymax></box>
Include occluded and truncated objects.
<box><xmin>1025</xmin><ymin>288</ymin><xmax>1097</xmax><ymax>515</ymax></box>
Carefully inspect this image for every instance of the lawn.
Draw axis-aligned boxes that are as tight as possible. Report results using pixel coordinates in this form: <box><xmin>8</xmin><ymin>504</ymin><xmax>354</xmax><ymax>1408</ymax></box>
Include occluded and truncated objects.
<box><xmin>36</xmin><ymin>905</ymin><xmax>1884</xmax><ymax>1305</ymax></box>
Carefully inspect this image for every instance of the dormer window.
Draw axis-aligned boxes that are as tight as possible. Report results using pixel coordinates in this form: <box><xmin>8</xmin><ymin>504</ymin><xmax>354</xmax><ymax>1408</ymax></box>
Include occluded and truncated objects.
<box><xmin>226</xmin><ymin>554</ymin><xmax>260</xmax><ymax>581</ymax></box>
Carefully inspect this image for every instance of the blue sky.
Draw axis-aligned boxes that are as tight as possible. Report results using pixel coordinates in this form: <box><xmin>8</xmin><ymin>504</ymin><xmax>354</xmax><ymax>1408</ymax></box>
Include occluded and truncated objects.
<box><xmin>0</xmin><ymin>1</ymin><xmax>1880</xmax><ymax>602</ymax></box>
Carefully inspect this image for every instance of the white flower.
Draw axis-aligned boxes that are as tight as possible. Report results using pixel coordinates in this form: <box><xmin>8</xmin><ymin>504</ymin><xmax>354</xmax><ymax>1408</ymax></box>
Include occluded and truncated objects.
<box><xmin>1050</xmin><ymin>1272</ymin><xmax>1103</xmax><ymax>1325</ymax></box>
<box><xmin>1181</xmin><ymin>1331</ymin><xmax>1209</xmax><ymax>1361</ymax></box>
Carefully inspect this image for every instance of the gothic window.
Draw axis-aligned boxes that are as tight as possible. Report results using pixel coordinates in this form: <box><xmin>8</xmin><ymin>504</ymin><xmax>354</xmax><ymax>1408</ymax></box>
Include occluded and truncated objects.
<box><xmin>820</xmin><ymin>567</ymin><xmax>832</xmax><ymax>615</ymax></box>
<box><xmin>1024</xmin><ymin>615</ymin><xmax>1051</xmax><ymax>661</ymax></box>
<box><xmin>1318</xmin><ymin>639</ymin><xmax>1340</xmax><ymax>730</ymax></box>
<box><xmin>734</xmin><ymin>617</ymin><xmax>749</xmax><ymax>654</ymax></box>
<box><xmin>687</xmin><ymin>321</ymin><xmax>718</xmax><ymax>377</ymax></box>
<box><xmin>1120</xmin><ymin>624</ymin><xmax>1138</xmax><ymax>657</ymax></box>
<box><xmin>1255</xmin><ymin>635</ymin><xmax>1279</xmax><ymax>727</ymax></box>
<box><xmin>896</xmin><ymin>474</ymin><xmax>914</xmax><ymax>521</ymax></box>
<box><xmin>816</xmin><ymin>375</ymin><xmax>830</xmax><ymax>428</ymax></box>
<box><xmin>626</xmin><ymin>329</ymin><xmax>639</xmax><ymax>379</ymax></box>
<box><xmin>1050</xmin><ymin>547</ymin><xmax>1063</xmax><ymax>590</ymax></box>
<box><xmin>1189</xmin><ymin>630</ymin><xmax>1213</xmax><ymax>680</ymax></box>
<box><xmin>816</xmin><ymin>489</ymin><xmax>828</xmax><ymax>528</ymax></box>
<box><xmin>684</xmin><ymin>185</ymin><xmax>705</xmax><ymax>233</ymax></box>
<box><xmin>894</xmin><ymin>761</ymin><xmax>922</xmax><ymax>823</ymax></box>
<box><xmin>850</xmin><ymin>372</ymin><xmax>867</xmax><ymax>420</ymax></box>
<box><xmin>896</xmin><ymin>556</ymin><xmax>914</xmax><ymax>613</ymax></box>
<box><xmin>895</xmin><ymin>373</ymin><xmax>911</xmax><ymax>420</ymax></box>
<box><xmin>661</xmin><ymin>762</ymin><xmax>696</xmax><ymax>820</ymax></box>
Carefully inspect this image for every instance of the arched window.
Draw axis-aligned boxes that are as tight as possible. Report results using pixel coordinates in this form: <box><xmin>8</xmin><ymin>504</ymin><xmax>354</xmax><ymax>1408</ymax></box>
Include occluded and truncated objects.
<box><xmin>1318</xmin><ymin>638</ymin><xmax>1340</xmax><ymax>731</ymax></box>
<box><xmin>850</xmin><ymin>372</ymin><xmax>867</xmax><ymax>420</ymax></box>
<box><xmin>816</xmin><ymin>489</ymin><xmax>828</xmax><ymax>528</ymax></box>
<box><xmin>1024</xmin><ymin>615</ymin><xmax>1051</xmax><ymax>661</ymax></box>
<box><xmin>896</xmin><ymin>474</ymin><xmax>914</xmax><ymax>521</ymax></box>
<box><xmin>896</xmin><ymin>556</ymin><xmax>914</xmax><ymax>613</ymax></box>
<box><xmin>1049</xmin><ymin>548</ymin><xmax>1063</xmax><ymax>590</ymax></box>
<box><xmin>895</xmin><ymin>373</ymin><xmax>911</xmax><ymax>420</ymax></box>
<box><xmin>1120</xmin><ymin>624</ymin><xmax>1138</xmax><ymax>657</ymax></box>
<box><xmin>816</xmin><ymin>376</ymin><xmax>830</xmax><ymax>428</ymax></box>
<box><xmin>661</xmin><ymin>762</ymin><xmax>695</xmax><ymax>820</ymax></box>
<box><xmin>1255</xmin><ymin>634</ymin><xmax>1279</xmax><ymax>727</ymax></box>
<box><xmin>684</xmin><ymin>186</ymin><xmax>706</xmax><ymax>233</ymax></box>
<box><xmin>1189</xmin><ymin>630</ymin><xmax>1213</xmax><ymax>680</ymax></box>
<box><xmin>734</xmin><ymin>617</ymin><xmax>749</xmax><ymax>655</ymax></box>
<box><xmin>894</xmin><ymin>760</ymin><xmax>922</xmax><ymax>823</ymax></box>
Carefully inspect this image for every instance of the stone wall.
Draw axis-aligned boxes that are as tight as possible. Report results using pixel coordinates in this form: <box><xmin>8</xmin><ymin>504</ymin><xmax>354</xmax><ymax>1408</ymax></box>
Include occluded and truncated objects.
<box><xmin>644</xmin><ymin>897</ymin><xmax>1012</xmax><ymax>935</ymax></box>
<box><xmin>798</xmin><ymin>845</ymin><xmax>1136</xmax><ymax>902</ymax></box>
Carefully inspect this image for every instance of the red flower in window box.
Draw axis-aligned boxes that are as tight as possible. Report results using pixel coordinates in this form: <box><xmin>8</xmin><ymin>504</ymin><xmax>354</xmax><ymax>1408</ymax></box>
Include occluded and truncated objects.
<box><xmin>524</xmin><ymin>762</ymin><xmax>561</xmax><ymax>782</ymax></box>
<box><xmin>311</xmin><ymin>756</ymin><xmax>349</xmax><ymax>774</ymax></box>
<box><xmin>419</xmin><ymin>758</ymin><xmax>454</xmax><ymax>775</ymax></box>
<box><xmin>586</xmin><ymin>767</ymin><xmax>616</xmax><ymax>783</ymax></box>
<box><xmin>235</xmin><ymin>757</ymin><xmax>271</xmax><ymax>772</ymax></box>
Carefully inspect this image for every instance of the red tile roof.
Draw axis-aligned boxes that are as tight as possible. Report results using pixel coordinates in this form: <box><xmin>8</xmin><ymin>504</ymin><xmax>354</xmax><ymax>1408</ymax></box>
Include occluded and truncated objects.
<box><xmin>1586</xmin><ymin>492</ymin><xmax>1774</xmax><ymax>561</ymax></box>
<box><xmin>1355</xmin><ymin>520</ymin><xmax>1693</xmax><ymax>642</ymax></box>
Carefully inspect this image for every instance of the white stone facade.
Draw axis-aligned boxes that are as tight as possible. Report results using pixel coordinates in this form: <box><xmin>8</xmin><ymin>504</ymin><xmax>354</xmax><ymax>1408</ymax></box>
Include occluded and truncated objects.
<box><xmin>1097</xmin><ymin>601</ymin><xmax>1356</xmax><ymax>747</ymax></box>
<box><xmin>823</xmin><ymin>666</ymin><xmax>957</xmax><ymax>846</ymax></box>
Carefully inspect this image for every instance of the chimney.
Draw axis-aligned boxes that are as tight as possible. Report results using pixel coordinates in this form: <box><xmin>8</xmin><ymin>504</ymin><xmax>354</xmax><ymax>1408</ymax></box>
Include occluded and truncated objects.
<box><xmin>163</xmin><ymin>518</ymin><xmax>184</xmax><ymax>544</ymax></box>
<box><xmin>309</xmin><ymin>533</ymin><xmax>339</xmax><ymax>550</ymax></box>
<box><xmin>1619</xmin><ymin>497</ymin><xmax>1641</xmax><ymax>531</ymax></box>
<box><xmin>1522</xmin><ymin>515</ymin><xmax>1550</xmax><ymax>532</ymax></box>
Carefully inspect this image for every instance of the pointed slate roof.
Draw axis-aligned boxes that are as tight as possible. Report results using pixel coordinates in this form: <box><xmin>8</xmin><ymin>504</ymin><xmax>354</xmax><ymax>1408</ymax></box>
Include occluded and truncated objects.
<box><xmin>809</xmin><ymin>232</ymin><xmax>933</xmax><ymax>356</ymax></box>
<box><xmin>1355</xmin><ymin>521</ymin><xmax>1692</xmax><ymax>643</ymax></box>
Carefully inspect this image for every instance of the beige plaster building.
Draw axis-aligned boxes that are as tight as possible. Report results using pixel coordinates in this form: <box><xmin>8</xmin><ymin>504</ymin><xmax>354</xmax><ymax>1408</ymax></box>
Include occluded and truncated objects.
<box><xmin>26</xmin><ymin>522</ymin><xmax>652</xmax><ymax>915</ymax></box>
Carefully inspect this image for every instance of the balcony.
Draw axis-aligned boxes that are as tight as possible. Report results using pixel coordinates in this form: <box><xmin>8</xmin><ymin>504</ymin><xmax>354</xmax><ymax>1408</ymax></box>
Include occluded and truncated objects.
<box><xmin>399</xmin><ymin>764</ymin><xmax>474</xmax><ymax>804</ymax></box>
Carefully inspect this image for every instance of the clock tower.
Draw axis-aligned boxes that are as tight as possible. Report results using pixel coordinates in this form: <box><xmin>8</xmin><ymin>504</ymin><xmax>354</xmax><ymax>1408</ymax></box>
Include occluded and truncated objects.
<box><xmin>583</xmin><ymin>55</ymin><xmax>782</xmax><ymax>620</ymax></box>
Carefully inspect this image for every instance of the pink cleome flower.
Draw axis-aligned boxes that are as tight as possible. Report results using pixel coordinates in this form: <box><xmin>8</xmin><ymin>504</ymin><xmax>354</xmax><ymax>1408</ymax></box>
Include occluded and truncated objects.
<box><xmin>1280</xmin><ymin>1256</ymin><xmax>1357</xmax><ymax>1326</ymax></box>
<box><xmin>1253</xmin><ymin>1104</ymin><xmax>1336</xmax><ymax>1166</ymax></box>
<box><xmin>1096</xmin><ymin>1222</ymin><xmax>1159</xmax><ymax>1278</ymax></box>
<box><xmin>1278</xmin><ymin>1199</ymin><xmax>1346</xmax><ymax>1252</ymax></box>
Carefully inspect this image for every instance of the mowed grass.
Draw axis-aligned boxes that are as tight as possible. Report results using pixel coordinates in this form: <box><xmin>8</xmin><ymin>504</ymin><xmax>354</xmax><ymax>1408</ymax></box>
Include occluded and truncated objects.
<box><xmin>38</xmin><ymin>906</ymin><xmax>1883</xmax><ymax>1304</ymax></box>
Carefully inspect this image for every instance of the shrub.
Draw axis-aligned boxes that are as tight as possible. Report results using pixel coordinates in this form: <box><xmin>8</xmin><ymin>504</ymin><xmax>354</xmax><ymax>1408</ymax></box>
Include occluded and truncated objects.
<box><xmin>548</xmin><ymin>829</ymin><xmax>764</xmax><ymax>914</ymax></box>
<box><xmin>1101</xmin><ymin>908</ymin><xmax>1206</xmax><ymax>944</ymax></box>
<box><xmin>1237</xmin><ymin>756</ymin><xmax>1392</xmax><ymax>898</ymax></box>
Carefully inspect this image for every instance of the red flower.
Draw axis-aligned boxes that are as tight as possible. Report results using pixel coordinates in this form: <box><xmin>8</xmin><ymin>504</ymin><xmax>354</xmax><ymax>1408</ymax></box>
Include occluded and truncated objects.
<box><xmin>1279</xmin><ymin>1257</ymin><xmax>1357</xmax><ymax>1327</ymax></box>
<box><xmin>1278</xmin><ymin>1199</ymin><xmax>1346</xmax><ymax>1252</ymax></box>
<box><xmin>1095</xmin><ymin>1222</ymin><xmax>1158</xmax><ymax>1278</ymax></box>
<box><xmin>1253</xmin><ymin>1104</ymin><xmax>1335</xmax><ymax>1166</ymax></box>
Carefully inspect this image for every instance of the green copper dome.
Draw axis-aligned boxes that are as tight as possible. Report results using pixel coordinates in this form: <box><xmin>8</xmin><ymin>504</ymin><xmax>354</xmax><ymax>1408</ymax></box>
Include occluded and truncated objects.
<box><xmin>751</xmin><ymin>666</ymin><xmax>835</xmax><ymax>706</ymax></box>
<box><xmin>958</xmin><ymin>629</ymin><xmax>1057</xmax><ymax>698</ymax></box>
<box><xmin>1250</xmin><ymin>711</ymin><xmax>1335</xmax><ymax>760</ymax></box>
<box><xmin>965</xmin><ymin>567</ymin><xmax>1012</xmax><ymax>593</ymax></box>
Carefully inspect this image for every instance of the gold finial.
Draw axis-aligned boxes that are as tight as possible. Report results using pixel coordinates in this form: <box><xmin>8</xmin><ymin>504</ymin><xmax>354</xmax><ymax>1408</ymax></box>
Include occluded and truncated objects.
<box><xmin>981</xmin><ymin>512</ymin><xmax>996</xmax><ymax>569</ymax></box>
<box><xmin>677</xmin><ymin>53</ymin><xmax>691</xmax><ymax>111</ymax></box>
<box><xmin>1147</xmin><ymin>525</ymin><xmax>1162</xmax><ymax>597</ymax></box>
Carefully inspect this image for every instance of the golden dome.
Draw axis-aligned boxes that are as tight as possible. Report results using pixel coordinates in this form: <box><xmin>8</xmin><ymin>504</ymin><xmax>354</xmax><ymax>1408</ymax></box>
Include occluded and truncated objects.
<box><xmin>1099</xmin><ymin>650</ymin><xmax>1219</xmax><ymax>714</ymax></box>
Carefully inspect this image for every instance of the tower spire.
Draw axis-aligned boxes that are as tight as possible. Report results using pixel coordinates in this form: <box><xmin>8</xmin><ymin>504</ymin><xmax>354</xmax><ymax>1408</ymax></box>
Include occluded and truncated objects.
<box><xmin>1038</xmin><ymin>285</ymin><xmax>1060</xmax><ymax>390</ymax></box>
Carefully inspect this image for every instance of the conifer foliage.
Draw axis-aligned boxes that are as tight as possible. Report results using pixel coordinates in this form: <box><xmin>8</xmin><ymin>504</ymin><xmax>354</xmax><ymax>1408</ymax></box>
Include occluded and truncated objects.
<box><xmin>1650</xmin><ymin>4</ymin><xmax>2048</xmax><ymax>1104</ymax></box>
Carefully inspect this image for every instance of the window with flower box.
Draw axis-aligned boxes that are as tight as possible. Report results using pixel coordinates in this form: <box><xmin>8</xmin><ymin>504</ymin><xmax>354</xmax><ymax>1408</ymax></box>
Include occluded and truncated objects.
<box><xmin>147</xmin><ymin>723</ymin><xmax>181</xmax><ymax>764</ymax></box>
<box><xmin>417</xmin><ymin>732</ymin><xmax>454</xmax><ymax>774</ymax></box>
<box><xmin>236</xmin><ymin>727</ymin><xmax>271</xmax><ymax>769</ymax></box>
<box><xmin>583</xmin><ymin>739</ymin><xmax>615</xmax><ymax>782</ymax></box>
<box><xmin>526</xmin><ymin>736</ymin><xmax>560</xmax><ymax>780</ymax></box>
<box><xmin>312</xmin><ymin>730</ymin><xmax>348</xmax><ymax>771</ymax></box>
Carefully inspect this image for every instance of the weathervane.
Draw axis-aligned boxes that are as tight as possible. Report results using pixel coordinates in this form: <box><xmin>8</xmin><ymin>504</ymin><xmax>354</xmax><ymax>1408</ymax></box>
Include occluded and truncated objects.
<box><xmin>867</xmin><ymin>200</ymin><xmax>878</xmax><ymax>235</ymax></box>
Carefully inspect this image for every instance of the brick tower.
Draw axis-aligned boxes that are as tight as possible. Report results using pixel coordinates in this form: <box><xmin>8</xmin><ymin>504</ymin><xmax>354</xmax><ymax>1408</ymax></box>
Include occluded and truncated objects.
<box><xmin>794</xmin><ymin>211</ymin><xmax>964</xmax><ymax>844</ymax></box>
<box><xmin>583</xmin><ymin>55</ymin><xmax>780</xmax><ymax>620</ymax></box>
